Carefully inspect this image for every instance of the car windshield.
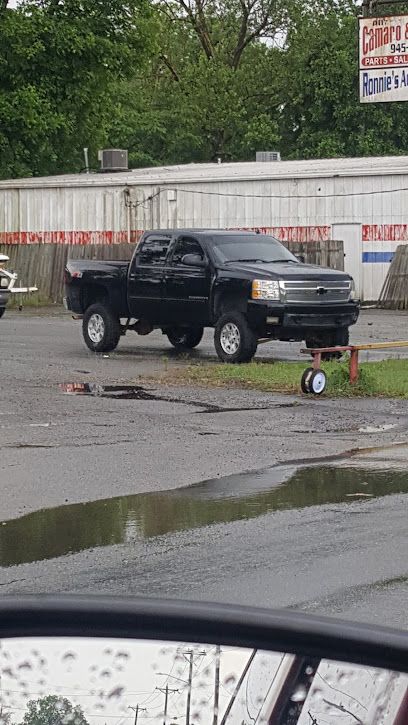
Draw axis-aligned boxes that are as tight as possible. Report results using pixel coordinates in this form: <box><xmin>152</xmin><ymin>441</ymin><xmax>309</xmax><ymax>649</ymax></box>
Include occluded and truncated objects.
<box><xmin>1</xmin><ymin>0</ymin><xmax>407</xmax><ymax>722</ymax></box>
<box><xmin>212</xmin><ymin>235</ymin><xmax>298</xmax><ymax>264</ymax></box>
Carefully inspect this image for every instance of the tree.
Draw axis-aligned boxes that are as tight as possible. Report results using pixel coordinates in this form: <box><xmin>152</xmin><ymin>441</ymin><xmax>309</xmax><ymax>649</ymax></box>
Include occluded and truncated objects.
<box><xmin>0</xmin><ymin>0</ymin><xmax>157</xmax><ymax>178</ymax></box>
<box><xmin>19</xmin><ymin>695</ymin><xmax>89</xmax><ymax>725</ymax></box>
<box><xmin>277</xmin><ymin>0</ymin><xmax>408</xmax><ymax>159</ymax></box>
<box><xmin>107</xmin><ymin>0</ymin><xmax>282</xmax><ymax>164</ymax></box>
<box><xmin>0</xmin><ymin>709</ymin><xmax>12</xmax><ymax>725</ymax></box>
<box><xmin>158</xmin><ymin>0</ymin><xmax>288</xmax><ymax>69</ymax></box>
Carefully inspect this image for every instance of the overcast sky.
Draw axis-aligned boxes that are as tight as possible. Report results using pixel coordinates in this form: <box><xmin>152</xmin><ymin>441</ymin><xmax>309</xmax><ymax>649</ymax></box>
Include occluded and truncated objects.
<box><xmin>0</xmin><ymin>637</ymin><xmax>253</xmax><ymax>725</ymax></box>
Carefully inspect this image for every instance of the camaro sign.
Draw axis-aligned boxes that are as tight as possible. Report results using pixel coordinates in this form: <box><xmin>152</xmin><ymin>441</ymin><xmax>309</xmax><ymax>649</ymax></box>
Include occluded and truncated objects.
<box><xmin>359</xmin><ymin>15</ymin><xmax>408</xmax><ymax>102</ymax></box>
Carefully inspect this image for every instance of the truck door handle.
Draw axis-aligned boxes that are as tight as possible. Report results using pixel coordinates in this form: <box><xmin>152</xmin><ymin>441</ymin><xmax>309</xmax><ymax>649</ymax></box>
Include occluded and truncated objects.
<box><xmin>129</xmin><ymin>273</ymin><xmax>136</xmax><ymax>279</ymax></box>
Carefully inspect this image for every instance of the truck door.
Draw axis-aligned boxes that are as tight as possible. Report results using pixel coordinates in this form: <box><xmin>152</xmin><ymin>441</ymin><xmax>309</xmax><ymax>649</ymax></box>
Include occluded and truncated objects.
<box><xmin>127</xmin><ymin>234</ymin><xmax>172</xmax><ymax>322</ymax></box>
<box><xmin>164</xmin><ymin>235</ymin><xmax>211</xmax><ymax>325</ymax></box>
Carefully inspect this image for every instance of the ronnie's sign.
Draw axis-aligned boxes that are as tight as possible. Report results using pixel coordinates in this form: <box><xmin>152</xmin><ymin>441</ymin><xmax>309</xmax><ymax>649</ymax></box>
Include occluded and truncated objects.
<box><xmin>359</xmin><ymin>15</ymin><xmax>408</xmax><ymax>102</ymax></box>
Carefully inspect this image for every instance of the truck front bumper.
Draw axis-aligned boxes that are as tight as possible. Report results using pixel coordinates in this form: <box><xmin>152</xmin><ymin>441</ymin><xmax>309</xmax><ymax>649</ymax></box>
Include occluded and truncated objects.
<box><xmin>247</xmin><ymin>301</ymin><xmax>360</xmax><ymax>339</ymax></box>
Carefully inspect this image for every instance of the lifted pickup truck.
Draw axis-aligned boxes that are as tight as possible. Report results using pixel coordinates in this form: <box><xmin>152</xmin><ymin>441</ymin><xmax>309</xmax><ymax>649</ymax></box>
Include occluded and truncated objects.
<box><xmin>64</xmin><ymin>230</ymin><xmax>359</xmax><ymax>363</ymax></box>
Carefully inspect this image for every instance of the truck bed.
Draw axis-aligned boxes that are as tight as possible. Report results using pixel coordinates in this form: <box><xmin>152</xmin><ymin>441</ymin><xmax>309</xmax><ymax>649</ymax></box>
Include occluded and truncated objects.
<box><xmin>65</xmin><ymin>259</ymin><xmax>130</xmax><ymax>317</ymax></box>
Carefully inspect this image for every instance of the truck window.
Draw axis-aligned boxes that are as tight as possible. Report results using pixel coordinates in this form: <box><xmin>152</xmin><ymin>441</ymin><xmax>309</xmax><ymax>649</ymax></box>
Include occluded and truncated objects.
<box><xmin>138</xmin><ymin>236</ymin><xmax>171</xmax><ymax>266</ymax></box>
<box><xmin>171</xmin><ymin>236</ymin><xmax>204</xmax><ymax>265</ymax></box>
<box><xmin>212</xmin><ymin>235</ymin><xmax>297</xmax><ymax>264</ymax></box>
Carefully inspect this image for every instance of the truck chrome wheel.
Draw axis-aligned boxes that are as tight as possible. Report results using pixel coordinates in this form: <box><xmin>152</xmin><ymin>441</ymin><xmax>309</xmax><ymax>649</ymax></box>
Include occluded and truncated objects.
<box><xmin>87</xmin><ymin>313</ymin><xmax>105</xmax><ymax>344</ymax></box>
<box><xmin>220</xmin><ymin>322</ymin><xmax>241</xmax><ymax>355</ymax></box>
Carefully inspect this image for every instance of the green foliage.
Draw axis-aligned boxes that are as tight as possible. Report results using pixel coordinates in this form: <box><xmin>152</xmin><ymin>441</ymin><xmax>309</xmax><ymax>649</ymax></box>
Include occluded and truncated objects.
<box><xmin>278</xmin><ymin>1</ymin><xmax>408</xmax><ymax>158</ymax></box>
<box><xmin>19</xmin><ymin>695</ymin><xmax>89</xmax><ymax>725</ymax></box>
<box><xmin>0</xmin><ymin>0</ymin><xmax>156</xmax><ymax>178</ymax></box>
<box><xmin>3</xmin><ymin>0</ymin><xmax>408</xmax><ymax>179</ymax></box>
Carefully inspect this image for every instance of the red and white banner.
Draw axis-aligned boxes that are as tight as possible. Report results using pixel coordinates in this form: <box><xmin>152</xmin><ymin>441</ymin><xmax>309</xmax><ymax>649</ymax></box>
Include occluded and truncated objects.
<box><xmin>229</xmin><ymin>226</ymin><xmax>331</xmax><ymax>243</ymax></box>
<box><xmin>363</xmin><ymin>224</ymin><xmax>408</xmax><ymax>242</ymax></box>
<box><xmin>0</xmin><ymin>226</ymin><xmax>331</xmax><ymax>246</ymax></box>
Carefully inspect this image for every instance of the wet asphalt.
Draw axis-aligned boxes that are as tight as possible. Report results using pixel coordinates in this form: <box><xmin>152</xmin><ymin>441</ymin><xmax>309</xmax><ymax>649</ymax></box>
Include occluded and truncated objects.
<box><xmin>0</xmin><ymin>308</ymin><xmax>407</xmax><ymax>628</ymax></box>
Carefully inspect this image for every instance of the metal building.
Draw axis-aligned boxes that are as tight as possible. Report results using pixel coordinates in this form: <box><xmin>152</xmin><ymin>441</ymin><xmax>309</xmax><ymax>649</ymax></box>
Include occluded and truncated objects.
<box><xmin>1</xmin><ymin>155</ymin><xmax>408</xmax><ymax>301</ymax></box>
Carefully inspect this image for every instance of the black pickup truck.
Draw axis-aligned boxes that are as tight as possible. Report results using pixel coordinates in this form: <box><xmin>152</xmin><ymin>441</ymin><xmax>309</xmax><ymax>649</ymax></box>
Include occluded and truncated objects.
<box><xmin>64</xmin><ymin>229</ymin><xmax>359</xmax><ymax>363</ymax></box>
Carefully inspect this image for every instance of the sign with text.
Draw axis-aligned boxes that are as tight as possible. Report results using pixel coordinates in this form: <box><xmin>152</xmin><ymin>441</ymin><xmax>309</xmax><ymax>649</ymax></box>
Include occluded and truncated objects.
<box><xmin>359</xmin><ymin>15</ymin><xmax>408</xmax><ymax>102</ymax></box>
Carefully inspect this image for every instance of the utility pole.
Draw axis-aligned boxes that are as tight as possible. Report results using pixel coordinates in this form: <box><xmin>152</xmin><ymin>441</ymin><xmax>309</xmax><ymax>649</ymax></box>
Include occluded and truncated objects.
<box><xmin>213</xmin><ymin>645</ymin><xmax>221</xmax><ymax>725</ymax></box>
<box><xmin>185</xmin><ymin>650</ymin><xmax>194</xmax><ymax>725</ymax></box>
<box><xmin>183</xmin><ymin>648</ymin><xmax>206</xmax><ymax>725</ymax></box>
<box><xmin>129</xmin><ymin>704</ymin><xmax>147</xmax><ymax>725</ymax></box>
<box><xmin>156</xmin><ymin>685</ymin><xmax>179</xmax><ymax>725</ymax></box>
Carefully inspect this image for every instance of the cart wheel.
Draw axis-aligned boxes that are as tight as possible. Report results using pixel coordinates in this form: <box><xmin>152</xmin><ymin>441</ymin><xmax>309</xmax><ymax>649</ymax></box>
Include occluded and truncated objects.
<box><xmin>301</xmin><ymin>367</ymin><xmax>314</xmax><ymax>394</ymax></box>
<box><xmin>309</xmin><ymin>369</ymin><xmax>327</xmax><ymax>395</ymax></box>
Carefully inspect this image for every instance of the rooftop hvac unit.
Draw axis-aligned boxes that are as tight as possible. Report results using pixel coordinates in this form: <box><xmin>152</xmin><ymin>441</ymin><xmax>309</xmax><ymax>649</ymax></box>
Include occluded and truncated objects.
<box><xmin>98</xmin><ymin>149</ymin><xmax>128</xmax><ymax>172</ymax></box>
<box><xmin>256</xmin><ymin>151</ymin><xmax>281</xmax><ymax>162</ymax></box>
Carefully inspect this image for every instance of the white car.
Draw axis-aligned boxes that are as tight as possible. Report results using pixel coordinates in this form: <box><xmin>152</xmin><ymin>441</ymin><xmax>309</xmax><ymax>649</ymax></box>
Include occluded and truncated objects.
<box><xmin>0</xmin><ymin>253</ymin><xmax>37</xmax><ymax>318</ymax></box>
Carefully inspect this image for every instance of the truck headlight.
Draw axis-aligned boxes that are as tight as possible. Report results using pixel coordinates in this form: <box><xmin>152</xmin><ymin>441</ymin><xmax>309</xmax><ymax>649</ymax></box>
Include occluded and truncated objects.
<box><xmin>349</xmin><ymin>278</ymin><xmax>357</xmax><ymax>300</ymax></box>
<box><xmin>252</xmin><ymin>279</ymin><xmax>280</xmax><ymax>301</ymax></box>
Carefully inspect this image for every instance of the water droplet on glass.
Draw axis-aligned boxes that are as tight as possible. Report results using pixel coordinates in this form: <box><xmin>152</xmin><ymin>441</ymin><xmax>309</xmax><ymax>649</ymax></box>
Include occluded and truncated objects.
<box><xmin>291</xmin><ymin>685</ymin><xmax>307</xmax><ymax>703</ymax></box>
<box><xmin>17</xmin><ymin>660</ymin><xmax>32</xmax><ymax>671</ymax></box>
<box><xmin>107</xmin><ymin>686</ymin><xmax>125</xmax><ymax>699</ymax></box>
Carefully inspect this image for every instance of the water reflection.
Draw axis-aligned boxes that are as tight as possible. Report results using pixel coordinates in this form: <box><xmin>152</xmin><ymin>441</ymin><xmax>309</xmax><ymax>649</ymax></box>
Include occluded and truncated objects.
<box><xmin>0</xmin><ymin>465</ymin><xmax>407</xmax><ymax>568</ymax></box>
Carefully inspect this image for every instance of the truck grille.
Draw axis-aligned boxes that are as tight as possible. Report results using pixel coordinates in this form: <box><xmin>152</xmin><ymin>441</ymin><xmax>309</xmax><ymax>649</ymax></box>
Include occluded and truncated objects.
<box><xmin>282</xmin><ymin>280</ymin><xmax>351</xmax><ymax>304</ymax></box>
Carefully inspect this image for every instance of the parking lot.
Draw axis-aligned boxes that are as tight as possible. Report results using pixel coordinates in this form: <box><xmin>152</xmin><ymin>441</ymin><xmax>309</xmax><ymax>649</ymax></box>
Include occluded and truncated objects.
<box><xmin>0</xmin><ymin>306</ymin><xmax>407</xmax><ymax>627</ymax></box>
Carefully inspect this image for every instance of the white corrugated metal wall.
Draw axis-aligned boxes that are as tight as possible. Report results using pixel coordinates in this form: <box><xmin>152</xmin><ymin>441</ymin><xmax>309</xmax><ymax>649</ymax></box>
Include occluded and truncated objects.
<box><xmin>129</xmin><ymin>172</ymin><xmax>408</xmax><ymax>301</ymax></box>
<box><xmin>2</xmin><ymin>158</ymin><xmax>408</xmax><ymax>301</ymax></box>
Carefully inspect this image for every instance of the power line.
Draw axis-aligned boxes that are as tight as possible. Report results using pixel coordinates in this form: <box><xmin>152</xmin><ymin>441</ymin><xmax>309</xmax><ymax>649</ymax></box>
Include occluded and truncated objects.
<box><xmin>0</xmin><ymin>684</ymin><xmax>155</xmax><ymax>697</ymax></box>
<box><xmin>129</xmin><ymin>184</ymin><xmax>408</xmax><ymax>209</ymax></box>
<box><xmin>171</xmin><ymin>185</ymin><xmax>408</xmax><ymax>200</ymax></box>
<box><xmin>137</xmin><ymin>690</ymin><xmax>162</xmax><ymax>708</ymax></box>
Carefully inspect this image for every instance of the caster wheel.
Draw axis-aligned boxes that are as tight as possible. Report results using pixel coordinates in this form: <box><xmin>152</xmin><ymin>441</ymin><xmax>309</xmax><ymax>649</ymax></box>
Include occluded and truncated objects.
<box><xmin>301</xmin><ymin>368</ymin><xmax>327</xmax><ymax>395</ymax></box>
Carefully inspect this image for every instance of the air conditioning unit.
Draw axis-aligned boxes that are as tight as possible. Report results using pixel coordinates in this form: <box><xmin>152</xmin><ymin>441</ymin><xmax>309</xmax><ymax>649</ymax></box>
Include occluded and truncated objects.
<box><xmin>256</xmin><ymin>151</ymin><xmax>281</xmax><ymax>162</ymax></box>
<box><xmin>98</xmin><ymin>149</ymin><xmax>128</xmax><ymax>172</ymax></box>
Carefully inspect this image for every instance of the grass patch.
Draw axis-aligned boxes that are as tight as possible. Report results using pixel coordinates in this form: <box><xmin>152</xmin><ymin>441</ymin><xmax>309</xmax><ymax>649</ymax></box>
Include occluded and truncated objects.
<box><xmin>159</xmin><ymin>358</ymin><xmax>408</xmax><ymax>398</ymax></box>
<box><xmin>7</xmin><ymin>292</ymin><xmax>52</xmax><ymax>308</ymax></box>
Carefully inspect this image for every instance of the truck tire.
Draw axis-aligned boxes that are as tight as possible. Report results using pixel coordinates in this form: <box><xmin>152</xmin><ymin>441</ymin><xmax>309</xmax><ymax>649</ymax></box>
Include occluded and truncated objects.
<box><xmin>214</xmin><ymin>311</ymin><xmax>258</xmax><ymax>363</ymax></box>
<box><xmin>306</xmin><ymin>328</ymin><xmax>349</xmax><ymax>361</ymax></box>
<box><xmin>0</xmin><ymin>308</ymin><xmax>5</xmax><ymax>319</ymax></box>
<box><xmin>166</xmin><ymin>326</ymin><xmax>204</xmax><ymax>350</ymax></box>
<box><xmin>83</xmin><ymin>303</ymin><xmax>121</xmax><ymax>353</ymax></box>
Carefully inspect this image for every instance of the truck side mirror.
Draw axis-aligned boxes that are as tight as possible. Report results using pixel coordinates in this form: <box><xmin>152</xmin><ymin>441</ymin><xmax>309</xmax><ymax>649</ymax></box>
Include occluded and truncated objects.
<box><xmin>181</xmin><ymin>254</ymin><xmax>207</xmax><ymax>267</ymax></box>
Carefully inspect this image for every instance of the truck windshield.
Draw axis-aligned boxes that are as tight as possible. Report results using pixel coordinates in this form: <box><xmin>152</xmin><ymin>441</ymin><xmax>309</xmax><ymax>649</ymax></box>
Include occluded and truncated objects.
<box><xmin>211</xmin><ymin>235</ymin><xmax>299</xmax><ymax>264</ymax></box>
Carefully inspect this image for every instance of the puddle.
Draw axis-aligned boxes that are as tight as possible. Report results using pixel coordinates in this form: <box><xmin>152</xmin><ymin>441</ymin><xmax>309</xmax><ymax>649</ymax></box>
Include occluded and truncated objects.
<box><xmin>59</xmin><ymin>383</ymin><xmax>294</xmax><ymax>413</ymax></box>
<box><xmin>1</xmin><ymin>465</ymin><xmax>408</xmax><ymax>568</ymax></box>
<box><xmin>60</xmin><ymin>383</ymin><xmax>164</xmax><ymax>401</ymax></box>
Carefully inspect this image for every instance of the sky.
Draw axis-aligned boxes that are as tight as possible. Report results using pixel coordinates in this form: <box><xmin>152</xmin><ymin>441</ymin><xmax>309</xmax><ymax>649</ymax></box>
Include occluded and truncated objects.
<box><xmin>0</xmin><ymin>637</ymin><xmax>253</xmax><ymax>725</ymax></box>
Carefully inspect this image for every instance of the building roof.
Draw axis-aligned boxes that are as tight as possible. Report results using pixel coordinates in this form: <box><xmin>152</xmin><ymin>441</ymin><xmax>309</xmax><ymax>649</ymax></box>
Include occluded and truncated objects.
<box><xmin>0</xmin><ymin>156</ymin><xmax>408</xmax><ymax>189</ymax></box>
